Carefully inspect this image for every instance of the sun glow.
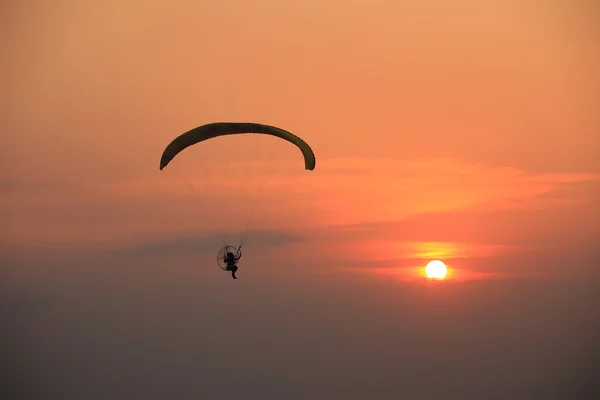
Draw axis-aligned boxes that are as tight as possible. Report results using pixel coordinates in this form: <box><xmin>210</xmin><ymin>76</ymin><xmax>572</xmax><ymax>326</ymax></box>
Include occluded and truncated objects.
<box><xmin>425</xmin><ymin>260</ymin><xmax>447</xmax><ymax>279</ymax></box>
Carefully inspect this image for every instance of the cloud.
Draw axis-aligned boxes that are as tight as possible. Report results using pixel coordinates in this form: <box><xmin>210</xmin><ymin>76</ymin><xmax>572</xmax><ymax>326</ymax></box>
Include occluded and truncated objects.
<box><xmin>112</xmin><ymin>229</ymin><xmax>303</xmax><ymax>257</ymax></box>
<box><xmin>3</xmin><ymin>156</ymin><xmax>599</xmax><ymax>249</ymax></box>
<box><xmin>308</xmin><ymin>165</ymin><xmax>600</xmax><ymax>244</ymax></box>
<box><xmin>284</xmin><ymin>176</ymin><xmax>600</xmax><ymax>279</ymax></box>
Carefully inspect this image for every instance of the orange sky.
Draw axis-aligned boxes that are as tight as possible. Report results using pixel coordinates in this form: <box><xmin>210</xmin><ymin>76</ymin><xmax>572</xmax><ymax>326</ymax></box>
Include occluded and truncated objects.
<box><xmin>2</xmin><ymin>0</ymin><xmax>599</xmax><ymax>280</ymax></box>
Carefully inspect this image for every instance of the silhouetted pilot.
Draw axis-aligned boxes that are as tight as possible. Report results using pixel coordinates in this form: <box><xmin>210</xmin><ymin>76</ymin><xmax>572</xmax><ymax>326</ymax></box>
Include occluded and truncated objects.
<box><xmin>224</xmin><ymin>250</ymin><xmax>241</xmax><ymax>279</ymax></box>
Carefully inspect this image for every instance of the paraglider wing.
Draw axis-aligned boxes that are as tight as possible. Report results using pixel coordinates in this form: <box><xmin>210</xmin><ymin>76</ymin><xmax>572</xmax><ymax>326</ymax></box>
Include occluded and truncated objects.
<box><xmin>159</xmin><ymin>122</ymin><xmax>316</xmax><ymax>171</ymax></box>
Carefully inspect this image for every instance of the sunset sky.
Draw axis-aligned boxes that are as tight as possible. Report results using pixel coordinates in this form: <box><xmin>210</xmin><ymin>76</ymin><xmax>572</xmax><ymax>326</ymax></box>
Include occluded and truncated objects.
<box><xmin>2</xmin><ymin>1</ymin><xmax>599</xmax><ymax>398</ymax></box>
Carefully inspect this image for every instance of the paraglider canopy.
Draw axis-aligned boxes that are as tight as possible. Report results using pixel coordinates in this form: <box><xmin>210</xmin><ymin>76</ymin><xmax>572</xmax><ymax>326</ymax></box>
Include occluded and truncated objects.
<box><xmin>159</xmin><ymin>122</ymin><xmax>316</xmax><ymax>171</ymax></box>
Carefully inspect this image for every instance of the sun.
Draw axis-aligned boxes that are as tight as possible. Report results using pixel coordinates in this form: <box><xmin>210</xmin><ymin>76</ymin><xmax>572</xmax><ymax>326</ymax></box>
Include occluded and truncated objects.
<box><xmin>425</xmin><ymin>260</ymin><xmax>447</xmax><ymax>279</ymax></box>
